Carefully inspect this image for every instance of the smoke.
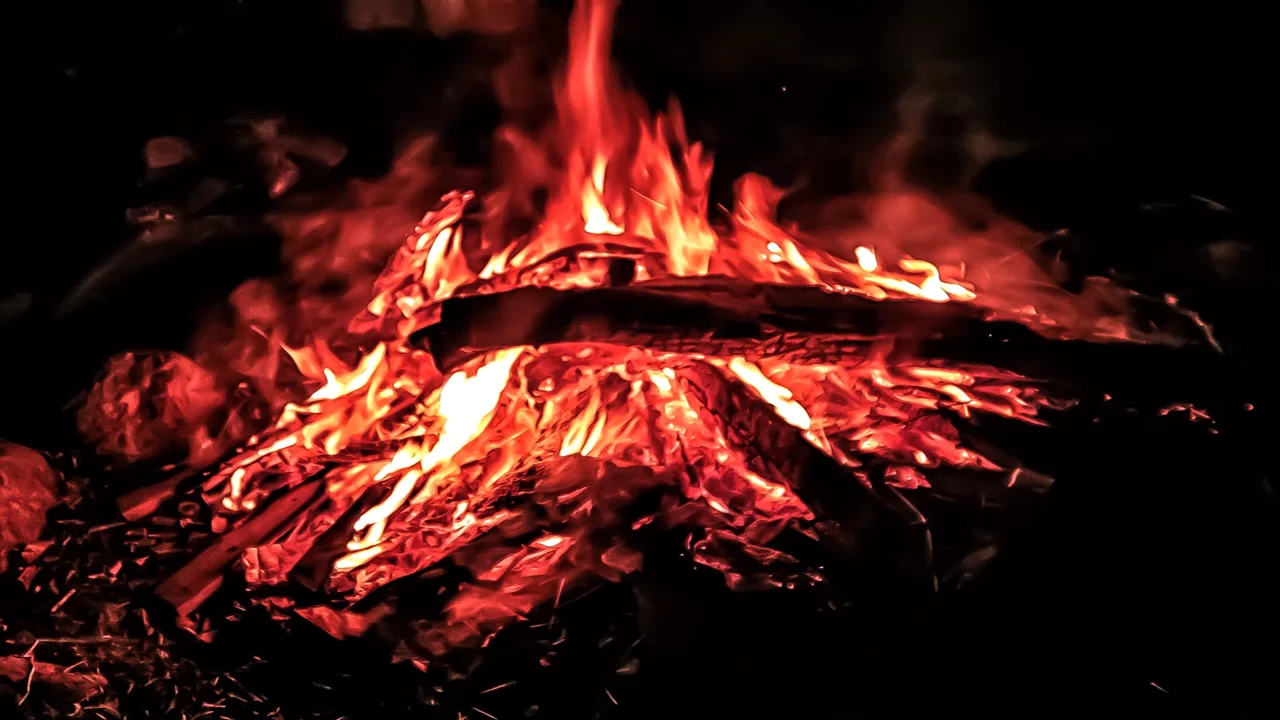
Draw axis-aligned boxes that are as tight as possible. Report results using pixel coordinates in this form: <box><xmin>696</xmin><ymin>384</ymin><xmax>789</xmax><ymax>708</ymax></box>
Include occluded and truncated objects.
<box><xmin>876</xmin><ymin>1</ymin><xmax>1024</xmax><ymax>191</ymax></box>
<box><xmin>876</xmin><ymin>60</ymin><xmax>1024</xmax><ymax>191</ymax></box>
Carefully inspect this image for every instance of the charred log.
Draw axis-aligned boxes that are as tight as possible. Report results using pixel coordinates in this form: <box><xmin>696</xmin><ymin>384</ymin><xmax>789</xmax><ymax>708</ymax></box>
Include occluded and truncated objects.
<box><xmin>416</xmin><ymin>282</ymin><xmax>1233</xmax><ymax>416</ymax></box>
<box><xmin>415</xmin><ymin>279</ymin><xmax>983</xmax><ymax>370</ymax></box>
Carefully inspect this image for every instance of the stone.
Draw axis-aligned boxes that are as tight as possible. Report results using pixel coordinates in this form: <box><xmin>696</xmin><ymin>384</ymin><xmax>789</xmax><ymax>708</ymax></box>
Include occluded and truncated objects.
<box><xmin>0</xmin><ymin>441</ymin><xmax>58</xmax><ymax>572</ymax></box>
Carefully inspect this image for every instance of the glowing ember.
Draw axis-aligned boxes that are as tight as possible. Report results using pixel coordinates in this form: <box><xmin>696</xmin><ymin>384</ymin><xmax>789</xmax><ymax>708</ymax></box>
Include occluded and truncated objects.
<box><xmin>112</xmin><ymin>0</ymin><xmax>1178</xmax><ymax>654</ymax></box>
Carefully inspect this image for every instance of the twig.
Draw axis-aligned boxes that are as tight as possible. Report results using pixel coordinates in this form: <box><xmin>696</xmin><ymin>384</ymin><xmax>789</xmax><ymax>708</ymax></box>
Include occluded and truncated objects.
<box><xmin>30</xmin><ymin>637</ymin><xmax>134</xmax><ymax>645</ymax></box>
<box><xmin>18</xmin><ymin>641</ymin><xmax>37</xmax><ymax>706</ymax></box>
<box><xmin>50</xmin><ymin>589</ymin><xmax>76</xmax><ymax>613</ymax></box>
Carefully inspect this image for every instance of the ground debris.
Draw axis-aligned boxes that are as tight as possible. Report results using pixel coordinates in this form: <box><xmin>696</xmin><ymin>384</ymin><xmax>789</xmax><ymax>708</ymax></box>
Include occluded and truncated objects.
<box><xmin>3</xmin><ymin>453</ymin><xmax>649</xmax><ymax>719</ymax></box>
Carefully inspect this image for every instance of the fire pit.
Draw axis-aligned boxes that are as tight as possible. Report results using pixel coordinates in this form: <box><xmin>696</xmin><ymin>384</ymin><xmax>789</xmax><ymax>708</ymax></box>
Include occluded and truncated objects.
<box><xmin>2</xmin><ymin>1</ymin><xmax>1273</xmax><ymax>718</ymax></box>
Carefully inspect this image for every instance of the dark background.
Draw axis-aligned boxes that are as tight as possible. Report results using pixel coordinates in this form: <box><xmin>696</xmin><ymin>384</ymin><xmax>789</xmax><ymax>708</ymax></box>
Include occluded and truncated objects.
<box><xmin>2</xmin><ymin>1</ymin><xmax>1276</xmax><ymax>718</ymax></box>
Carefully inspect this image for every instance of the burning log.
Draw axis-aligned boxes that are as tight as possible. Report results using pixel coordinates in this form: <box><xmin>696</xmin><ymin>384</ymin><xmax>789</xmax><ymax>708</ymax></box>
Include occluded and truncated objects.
<box><xmin>415</xmin><ymin>278</ymin><xmax>982</xmax><ymax>371</ymax></box>
<box><xmin>156</xmin><ymin>479</ymin><xmax>323</xmax><ymax>616</ymax></box>
<box><xmin>686</xmin><ymin>359</ymin><xmax>933</xmax><ymax>572</ymax></box>
<box><xmin>414</xmin><ymin>279</ymin><xmax>1230</xmax><ymax>433</ymax></box>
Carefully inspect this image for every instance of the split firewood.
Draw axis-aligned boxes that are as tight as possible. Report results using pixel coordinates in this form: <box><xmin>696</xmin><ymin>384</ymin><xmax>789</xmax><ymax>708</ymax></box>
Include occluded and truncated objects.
<box><xmin>418</xmin><ymin>281</ymin><xmax>1230</xmax><ymax>417</ymax></box>
<box><xmin>156</xmin><ymin>479</ymin><xmax>323</xmax><ymax>617</ymax></box>
<box><xmin>921</xmin><ymin>321</ymin><xmax>1233</xmax><ymax>417</ymax></box>
<box><xmin>277</xmin><ymin>357</ymin><xmax>931</xmax><ymax>624</ymax></box>
<box><xmin>0</xmin><ymin>656</ymin><xmax>108</xmax><ymax>700</ymax></box>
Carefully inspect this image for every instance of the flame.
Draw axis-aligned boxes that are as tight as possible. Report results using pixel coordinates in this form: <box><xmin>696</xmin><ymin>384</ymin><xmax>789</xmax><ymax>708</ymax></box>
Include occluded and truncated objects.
<box><xmin>98</xmin><ymin>0</ymin><xmax>1188</xmax><ymax>656</ymax></box>
<box><xmin>720</xmin><ymin>357</ymin><xmax>812</xmax><ymax>431</ymax></box>
<box><xmin>336</xmin><ymin>0</ymin><xmax>1146</xmax><ymax>347</ymax></box>
<box><xmin>582</xmin><ymin>156</ymin><xmax>623</xmax><ymax>235</ymax></box>
<box><xmin>341</xmin><ymin>346</ymin><xmax>523</xmax><ymax>564</ymax></box>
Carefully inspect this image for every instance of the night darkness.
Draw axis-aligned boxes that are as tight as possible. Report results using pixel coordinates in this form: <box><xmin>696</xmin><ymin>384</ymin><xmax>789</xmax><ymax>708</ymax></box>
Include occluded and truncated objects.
<box><xmin>2</xmin><ymin>1</ymin><xmax>1277</xmax><ymax>718</ymax></box>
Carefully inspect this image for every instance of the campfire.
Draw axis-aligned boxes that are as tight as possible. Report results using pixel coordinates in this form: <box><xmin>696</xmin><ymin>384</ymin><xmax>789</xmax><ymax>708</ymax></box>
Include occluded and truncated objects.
<box><xmin>3</xmin><ymin>0</ymin><xmax>1237</xmax><ymax>716</ymax></box>
<box><xmin>147</xmin><ymin>0</ymin><xmax>1203</xmax><ymax>643</ymax></box>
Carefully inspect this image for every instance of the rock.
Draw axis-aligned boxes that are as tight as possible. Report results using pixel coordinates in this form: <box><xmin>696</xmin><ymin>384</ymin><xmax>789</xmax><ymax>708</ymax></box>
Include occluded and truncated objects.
<box><xmin>0</xmin><ymin>441</ymin><xmax>58</xmax><ymax>572</ymax></box>
<box><xmin>77</xmin><ymin>351</ymin><xmax>225</xmax><ymax>466</ymax></box>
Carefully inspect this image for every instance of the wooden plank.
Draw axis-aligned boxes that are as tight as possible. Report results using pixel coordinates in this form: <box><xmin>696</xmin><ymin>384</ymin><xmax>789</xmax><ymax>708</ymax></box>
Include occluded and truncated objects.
<box><xmin>155</xmin><ymin>480</ymin><xmax>323</xmax><ymax>617</ymax></box>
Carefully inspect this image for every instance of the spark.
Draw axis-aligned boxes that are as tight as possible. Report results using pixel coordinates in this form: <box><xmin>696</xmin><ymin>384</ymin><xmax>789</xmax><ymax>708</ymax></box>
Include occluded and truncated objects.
<box><xmin>50</xmin><ymin>588</ymin><xmax>77</xmax><ymax>613</ymax></box>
